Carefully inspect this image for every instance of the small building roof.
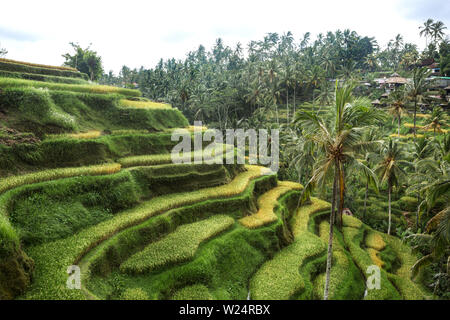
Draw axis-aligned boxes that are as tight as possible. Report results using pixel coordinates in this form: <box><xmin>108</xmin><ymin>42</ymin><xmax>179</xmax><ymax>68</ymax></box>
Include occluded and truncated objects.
<box><xmin>385</xmin><ymin>76</ymin><xmax>407</xmax><ymax>84</ymax></box>
<box><xmin>371</xmin><ymin>99</ymin><xmax>381</xmax><ymax>105</ymax></box>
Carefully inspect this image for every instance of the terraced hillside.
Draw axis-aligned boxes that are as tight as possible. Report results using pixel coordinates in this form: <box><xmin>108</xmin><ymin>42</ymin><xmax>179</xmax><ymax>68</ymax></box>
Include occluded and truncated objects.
<box><xmin>0</xmin><ymin>59</ymin><xmax>430</xmax><ymax>300</ymax></box>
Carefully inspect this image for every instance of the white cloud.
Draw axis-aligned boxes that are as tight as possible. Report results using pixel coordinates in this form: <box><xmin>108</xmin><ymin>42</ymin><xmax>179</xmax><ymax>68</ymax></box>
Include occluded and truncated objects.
<box><xmin>0</xmin><ymin>0</ymin><xmax>448</xmax><ymax>73</ymax></box>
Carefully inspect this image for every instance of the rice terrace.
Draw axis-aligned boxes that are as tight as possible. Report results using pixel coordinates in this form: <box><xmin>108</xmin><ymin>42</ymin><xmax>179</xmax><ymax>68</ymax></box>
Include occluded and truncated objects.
<box><xmin>0</xmin><ymin>0</ymin><xmax>449</xmax><ymax>305</ymax></box>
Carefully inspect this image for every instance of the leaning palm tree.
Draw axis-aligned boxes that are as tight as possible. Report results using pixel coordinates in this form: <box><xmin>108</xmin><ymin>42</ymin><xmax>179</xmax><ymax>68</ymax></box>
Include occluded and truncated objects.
<box><xmin>419</xmin><ymin>19</ymin><xmax>434</xmax><ymax>47</ymax></box>
<box><xmin>423</xmin><ymin>106</ymin><xmax>448</xmax><ymax>137</ymax></box>
<box><xmin>406</xmin><ymin>67</ymin><xmax>431</xmax><ymax>142</ymax></box>
<box><xmin>296</xmin><ymin>82</ymin><xmax>384</xmax><ymax>300</ymax></box>
<box><xmin>387</xmin><ymin>88</ymin><xmax>409</xmax><ymax>136</ymax></box>
<box><xmin>375</xmin><ymin>139</ymin><xmax>408</xmax><ymax>235</ymax></box>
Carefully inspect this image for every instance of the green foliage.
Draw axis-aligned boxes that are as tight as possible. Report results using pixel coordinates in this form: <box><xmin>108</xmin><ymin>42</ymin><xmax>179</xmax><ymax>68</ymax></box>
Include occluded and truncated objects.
<box><xmin>62</xmin><ymin>43</ymin><xmax>103</xmax><ymax>81</ymax></box>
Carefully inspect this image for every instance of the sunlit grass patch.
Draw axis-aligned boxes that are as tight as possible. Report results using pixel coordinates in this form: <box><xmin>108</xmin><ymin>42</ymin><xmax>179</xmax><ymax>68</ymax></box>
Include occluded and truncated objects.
<box><xmin>46</xmin><ymin>130</ymin><xmax>102</xmax><ymax>140</ymax></box>
<box><xmin>120</xmin><ymin>215</ymin><xmax>234</xmax><ymax>274</ymax></box>
<box><xmin>239</xmin><ymin>181</ymin><xmax>303</xmax><ymax>228</ymax></box>
<box><xmin>292</xmin><ymin>197</ymin><xmax>331</xmax><ymax>236</ymax></box>
<box><xmin>119</xmin><ymin>99</ymin><xmax>171</xmax><ymax>109</ymax></box>
<box><xmin>367</xmin><ymin>247</ymin><xmax>384</xmax><ymax>268</ymax></box>
<box><xmin>365</xmin><ymin>232</ymin><xmax>386</xmax><ymax>251</ymax></box>
<box><xmin>389</xmin><ymin>133</ymin><xmax>425</xmax><ymax>139</ymax></box>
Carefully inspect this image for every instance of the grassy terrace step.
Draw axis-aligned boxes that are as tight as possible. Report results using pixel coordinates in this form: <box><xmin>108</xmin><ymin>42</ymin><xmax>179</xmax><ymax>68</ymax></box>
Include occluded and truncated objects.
<box><xmin>249</xmin><ymin>197</ymin><xmax>330</xmax><ymax>300</ymax></box>
<box><xmin>20</xmin><ymin>165</ymin><xmax>270</xmax><ymax>299</ymax></box>
<box><xmin>0</xmin><ymin>59</ymin><xmax>87</xmax><ymax>79</ymax></box>
<box><xmin>312</xmin><ymin>220</ymin><xmax>365</xmax><ymax>300</ymax></box>
<box><xmin>90</xmin><ymin>223</ymin><xmax>283</xmax><ymax>300</ymax></box>
<box><xmin>0</xmin><ymin>88</ymin><xmax>188</xmax><ymax>143</ymax></box>
<box><xmin>0</xmin><ymin>132</ymin><xmax>190</xmax><ymax>174</ymax></box>
<box><xmin>0</xmin><ymin>163</ymin><xmax>121</xmax><ymax>194</ymax></box>
<box><xmin>341</xmin><ymin>215</ymin><xmax>401</xmax><ymax>300</ymax></box>
<box><xmin>380</xmin><ymin>233</ymin><xmax>430</xmax><ymax>299</ymax></box>
<box><xmin>120</xmin><ymin>215</ymin><xmax>234</xmax><ymax>274</ymax></box>
<box><xmin>0</xmin><ymin>78</ymin><xmax>141</xmax><ymax>97</ymax></box>
<box><xmin>81</xmin><ymin>171</ymin><xmax>278</xmax><ymax>297</ymax></box>
<box><xmin>239</xmin><ymin>181</ymin><xmax>303</xmax><ymax>228</ymax></box>
<box><xmin>0</xmin><ymin>58</ymin><xmax>78</xmax><ymax>72</ymax></box>
<box><xmin>0</xmin><ymin>70</ymin><xmax>88</xmax><ymax>84</ymax></box>
<box><xmin>118</xmin><ymin>143</ymin><xmax>235</xmax><ymax>168</ymax></box>
<box><xmin>2</xmin><ymin>162</ymin><xmax>239</xmax><ymax>246</ymax></box>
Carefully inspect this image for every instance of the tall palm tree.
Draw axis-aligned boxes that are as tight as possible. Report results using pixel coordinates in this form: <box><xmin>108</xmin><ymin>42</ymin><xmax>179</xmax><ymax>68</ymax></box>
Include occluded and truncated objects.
<box><xmin>406</xmin><ymin>67</ymin><xmax>431</xmax><ymax>143</ymax></box>
<box><xmin>296</xmin><ymin>82</ymin><xmax>384</xmax><ymax>300</ymax></box>
<box><xmin>419</xmin><ymin>19</ymin><xmax>434</xmax><ymax>47</ymax></box>
<box><xmin>423</xmin><ymin>106</ymin><xmax>447</xmax><ymax>137</ymax></box>
<box><xmin>431</xmin><ymin>21</ymin><xmax>447</xmax><ymax>45</ymax></box>
<box><xmin>375</xmin><ymin>139</ymin><xmax>408</xmax><ymax>235</ymax></box>
<box><xmin>387</xmin><ymin>88</ymin><xmax>409</xmax><ymax>136</ymax></box>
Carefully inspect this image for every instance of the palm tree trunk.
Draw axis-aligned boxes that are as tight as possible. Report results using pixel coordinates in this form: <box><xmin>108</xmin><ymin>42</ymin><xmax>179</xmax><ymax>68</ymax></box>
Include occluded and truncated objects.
<box><xmin>363</xmin><ymin>180</ymin><xmax>368</xmax><ymax>221</ymax></box>
<box><xmin>388</xmin><ymin>184</ymin><xmax>392</xmax><ymax>235</ymax></box>
<box><xmin>416</xmin><ymin>193</ymin><xmax>420</xmax><ymax>231</ymax></box>
<box><xmin>413</xmin><ymin>99</ymin><xmax>417</xmax><ymax>143</ymax></box>
<box><xmin>286</xmin><ymin>89</ymin><xmax>289</xmax><ymax>124</ymax></box>
<box><xmin>324</xmin><ymin>166</ymin><xmax>338</xmax><ymax>300</ymax></box>
<box><xmin>293</xmin><ymin>85</ymin><xmax>296</xmax><ymax>118</ymax></box>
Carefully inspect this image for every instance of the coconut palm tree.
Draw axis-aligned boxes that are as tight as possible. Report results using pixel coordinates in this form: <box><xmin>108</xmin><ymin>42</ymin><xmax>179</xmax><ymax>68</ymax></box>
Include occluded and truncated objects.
<box><xmin>406</xmin><ymin>67</ymin><xmax>431</xmax><ymax>142</ymax></box>
<box><xmin>375</xmin><ymin>139</ymin><xmax>408</xmax><ymax>235</ymax></box>
<box><xmin>419</xmin><ymin>19</ymin><xmax>434</xmax><ymax>47</ymax></box>
<box><xmin>431</xmin><ymin>21</ymin><xmax>447</xmax><ymax>45</ymax></box>
<box><xmin>423</xmin><ymin>106</ymin><xmax>448</xmax><ymax>137</ymax></box>
<box><xmin>387</xmin><ymin>88</ymin><xmax>409</xmax><ymax>136</ymax></box>
<box><xmin>296</xmin><ymin>82</ymin><xmax>385</xmax><ymax>300</ymax></box>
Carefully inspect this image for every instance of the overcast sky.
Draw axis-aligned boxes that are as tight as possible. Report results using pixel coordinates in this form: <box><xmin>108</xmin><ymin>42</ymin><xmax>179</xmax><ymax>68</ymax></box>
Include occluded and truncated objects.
<box><xmin>1</xmin><ymin>0</ymin><xmax>449</xmax><ymax>73</ymax></box>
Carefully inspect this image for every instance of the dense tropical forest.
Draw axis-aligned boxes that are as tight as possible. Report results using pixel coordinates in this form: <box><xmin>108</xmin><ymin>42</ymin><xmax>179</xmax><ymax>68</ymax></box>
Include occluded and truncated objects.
<box><xmin>0</xmin><ymin>18</ymin><xmax>448</xmax><ymax>301</ymax></box>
